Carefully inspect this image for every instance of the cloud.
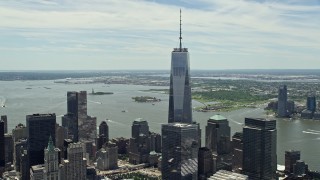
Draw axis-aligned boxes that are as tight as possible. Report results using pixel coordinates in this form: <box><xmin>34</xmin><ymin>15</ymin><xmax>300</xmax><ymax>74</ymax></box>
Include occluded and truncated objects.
<box><xmin>0</xmin><ymin>0</ymin><xmax>319</xmax><ymax>70</ymax></box>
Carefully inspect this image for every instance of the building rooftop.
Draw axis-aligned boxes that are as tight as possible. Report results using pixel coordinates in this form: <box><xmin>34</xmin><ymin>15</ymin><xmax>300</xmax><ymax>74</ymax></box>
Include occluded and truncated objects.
<box><xmin>209</xmin><ymin>114</ymin><xmax>227</xmax><ymax>121</ymax></box>
<box><xmin>209</xmin><ymin>170</ymin><xmax>248</xmax><ymax>180</ymax></box>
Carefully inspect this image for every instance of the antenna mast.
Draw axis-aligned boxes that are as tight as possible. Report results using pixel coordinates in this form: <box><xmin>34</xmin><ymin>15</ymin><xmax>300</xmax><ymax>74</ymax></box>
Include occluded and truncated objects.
<box><xmin>179</xmin><ymin>9</ymin><xmax>182</xmax><ymax>51</ymax></box>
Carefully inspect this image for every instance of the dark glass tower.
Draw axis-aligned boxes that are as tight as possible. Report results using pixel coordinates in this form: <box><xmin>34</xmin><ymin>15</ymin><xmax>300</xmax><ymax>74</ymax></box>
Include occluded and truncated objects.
<box><xmin>161</xmin><ymin>123</ymin><xmax>199</xmax><ymax>179</ymax></box>
<box><xmin>243</xmin><ymin>118</ymin><xmax>277</xmax><ymax>180</ymax></box>
<box><xmin>168</xmin><ymin>10</ymin><xmax>192</xmax><ymax>124</ymax></box>
<box><xmin>0</xmin><ymin>120</ymin><xmax>5</xmax><ymax>169</ymax></box>
<box><xmin>277</xmin><ymin>85</ymin><xmax>288</xmax><ymax>117</ymax></box>
<box><xmin>97</xmin><ymin>121</ymin><xmax>109</xmax><ymax>149</ymax></box>
<box><xmin>27</xmin><ymin>113</ymin><xmax>56</xmax><ymax>167</ymax></box>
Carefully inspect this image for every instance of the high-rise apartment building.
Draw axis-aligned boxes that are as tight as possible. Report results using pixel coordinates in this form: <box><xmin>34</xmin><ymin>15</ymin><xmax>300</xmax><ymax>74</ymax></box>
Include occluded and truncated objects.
<box><xmin>277</xmin><ymin>85</ymin><xmax>288</xmax><ymax>117</ymax></box>
<box><xmin>205</xmin><ymin>115</ymin><xmax>231</xmax><ymax>155</ymax></box>
<box><xmin>307</xmin><ymin>95</ymin><xmax>316</xmax><ymax>112</ymax></box>
<box><xmin>161</xmin><ymin>123</ymin><xmax>199</xmax><ymax>179</ymax></box>
<box><xmin>168</xmin><ymin>10</ymin><xmax>192</xmax><ymax>124</ymax></box>
<box><xmin>27</xmin><ymin>113</ymin><xmax>56</xmax><ymax>167</ymax></box>
<box><xmin>243</xmin><ymin>118</ymin><xmax>277</xmax><ymax>180</ymax></box>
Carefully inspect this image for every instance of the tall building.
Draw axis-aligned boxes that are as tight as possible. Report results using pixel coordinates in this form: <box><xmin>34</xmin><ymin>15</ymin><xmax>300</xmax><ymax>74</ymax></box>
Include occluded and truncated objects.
<box><xmin>43</xmin><ymin>136</ymin><xmax>60</xmax><ymax>180</ymax></box>
<box><xmin>60</xmin><ymin>143</ymin><xmax>87</xmax><ymax>180</ymax></box>
<box><xmin>285</xmin><ymin>150</ymin><xmax>301</xmax><ymax>174</ymax></box>
<box><xmin>62</xmin><ymin>91</ymin><xmax>96</xmax><ymax>142</ymax></box>
<box><xmin>198</xmin><ymin>147</ymin><xmax>214</xmax><ymax>179</ymax></box>
<box><xmin>129</xmin><ymin>119</ymin><xmax>151</xmax><ymax>164</ymax></box>
<box><xmin>1</xmin><ymin>115</ymin><xmax>8</xmax><ymax>134</ymax></box>
<box><xmin>231</xmin><ymin>132</ymin><xmax>243</xmax><ymax>173</ymax></box>
<box><xmin>5</xmin><ymin>134</ymin><xmax>14</xmax><ymax>165</ymax></box>
<box><xmin>0</xmin><ymin>119</ymin><xmax>5</xmax><ymax>174</ymax></box>
<box><xmin>99</xmin><ymin>121</ymin><xmax>109</xmax><ymax>140</ymax></box>
<box><xmin>161</xmin><ymin>123</ymin><xmax>199</xmax><ymax>179</ymax></box>
<box><xmin>277</xmin><ymin>85</ymin><xmax>288</xmax><ymax>117</ymax></box>
<box><xmin>96</xmin><ymin>143</ymin><xmax>118</xmax><ymax>170</ymax></box>
<box><xmin>205</xmin><ymin>115</ymin><xmax>231</xmax><ymax>155</ymax></box>
<box><xmin>131</xmin><ymin>118</ymin><xmax>149</xmax><ymax>138</ymax></box>
<box><xmin>243</xmin><ymin>118</ymin><xmax>277</xmax><ymax>180</ymax></box>
<box><xmin>27</xmin><ymin>113</ymin><xmax>56</xmax><ymax>167</ymax></box>
<box><xmin>307</xmin><ymin>95</ymin><xmax>316</xmax><ymax>112</ymax></box>
<box><xmin>168</xmin><ymin>10</ymin><xmax>192</xmax><ymax>124</ymax></box>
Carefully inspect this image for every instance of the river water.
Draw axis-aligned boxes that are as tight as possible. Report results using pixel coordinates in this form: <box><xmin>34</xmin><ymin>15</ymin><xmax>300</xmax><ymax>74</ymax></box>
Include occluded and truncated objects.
<box><xmin>0</xmin><ymin>80</ymin><xmax>319</xmax><ymax>170</ymax></box>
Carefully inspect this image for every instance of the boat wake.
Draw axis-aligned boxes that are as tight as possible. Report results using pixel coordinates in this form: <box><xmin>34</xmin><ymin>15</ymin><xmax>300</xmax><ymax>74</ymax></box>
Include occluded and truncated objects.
<box><xmin>88</xmin><ymin>100</ymin><xmax>102</xmax><ymax>104</ymax></box>
<box><xmin>229</xmin><ymin>118</ymin><xmax>243</xmax><ymax>125</ymax></box>
<box><xmin>107</xmin><ymin>119</ymin><xmax>126</xmax><ymax>126</ymax></box>
<box><xmin>302</xmin><ymin>131</ymin><xmax>320</xmax><ymax>135</ymax></box>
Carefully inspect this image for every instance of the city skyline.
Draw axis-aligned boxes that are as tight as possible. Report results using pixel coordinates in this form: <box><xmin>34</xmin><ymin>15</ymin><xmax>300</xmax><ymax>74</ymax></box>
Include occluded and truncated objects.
<box><xmin>0</xmin><ymin>0</ymin><xmax>320</xmax><ymax>70</ymax></box>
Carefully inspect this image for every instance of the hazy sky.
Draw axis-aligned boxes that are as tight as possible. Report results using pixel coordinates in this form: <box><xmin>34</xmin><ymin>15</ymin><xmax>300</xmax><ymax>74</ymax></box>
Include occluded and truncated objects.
<box><xmin>0</xmin><ymin>0</ymin><xmax>319</xmax><ymax>70</ymax></box>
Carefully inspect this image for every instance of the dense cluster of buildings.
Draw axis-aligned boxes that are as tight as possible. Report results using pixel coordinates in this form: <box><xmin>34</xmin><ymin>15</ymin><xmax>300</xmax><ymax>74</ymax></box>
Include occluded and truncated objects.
<box><xmin>1</xmin><ymin>12</ymin><xmax>320</xmax><ymax>180</ymax></box>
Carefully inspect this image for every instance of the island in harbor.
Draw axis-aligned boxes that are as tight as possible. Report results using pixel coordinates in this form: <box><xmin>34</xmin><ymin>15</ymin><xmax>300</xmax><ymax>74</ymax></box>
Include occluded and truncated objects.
<box><xmin>89</xmin><ymin>89</ymin><xmax>113</xmax><ymax>95</ymax></box>
<box><xmin>132</xmin><ymin>96</ymin><xmax>161</xmax><ymax>103</ymax></box>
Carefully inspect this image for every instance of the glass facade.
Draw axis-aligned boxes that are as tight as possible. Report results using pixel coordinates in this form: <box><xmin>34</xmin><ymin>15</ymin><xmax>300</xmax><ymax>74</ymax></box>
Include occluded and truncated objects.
<box><xmin>161</xmin><ymin>123</ymin><xmax>199</xmax><ymax>180</ymax></box>
<box><xmin>168</xmin><ymin>48</ymin><xmax>192</xmax><ymax>124</ymax></box>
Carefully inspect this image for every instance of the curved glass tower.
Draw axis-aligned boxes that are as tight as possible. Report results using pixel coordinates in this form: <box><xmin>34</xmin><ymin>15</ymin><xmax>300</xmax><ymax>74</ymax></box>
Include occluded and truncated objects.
<box><xmin>168</xmin><ymin>10</ymin><xmax>192</xmax><ymax>124</ymax></box>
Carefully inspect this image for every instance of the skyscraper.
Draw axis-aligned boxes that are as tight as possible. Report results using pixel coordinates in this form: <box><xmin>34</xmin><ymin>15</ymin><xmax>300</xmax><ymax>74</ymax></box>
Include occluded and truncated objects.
<box><xmin>43</xmin><ymin>136</ymin><xmax>60</xmax><ymax>180</ymax></box>
<box><xmin>307</xmin><ymin>95</ymin><xmax>316</xmax><ymax>112</ymax></box>
<box><xmin>27</xmin><ymin>113</ymin><xmax>56</xmax><ymax>167</ymax></box>
<box><xmin>131</xmin><ymin>118</ymin><xmax>149</xmax><ymax>138</ymax></box>
<box><xmin>205</xmin><ymin>115</ymin><xmax>231</xmax><ymax>155</ymax></box>
<box><xmin>0</xmin><ymin>119</ymin><xmax>5</xmax><ymax>174</ymax></box>
<box><xmin>1</xmin><ymin>115</ymin><xmax>7</xmax><ymax>134</ymax></box>
<box><xmin>161</xmin><ymin>123</ymin><xmax>199</xmax><ymax>179</ymax></box>
<box><xmin>62</xmin><ymin>91</ymin><xmax>96</xmax><ymax>142</ymax></box>
<box><xmin>168</xmin><ymin>9</ymin><xmax>192</xmax><ymax>124</ymax></box>
<box><xmin>277</xmin><ymin>85</ymin><xmax>288</xmax><ymax>117</ymax></box>
<box><xmin>243</xmin><ymin>118</ymin><xmax>277</xmax><ymax>180</ymax></box>
<box><xmin>60</xmin><ymin>143</ymin><xmax>87</xmax><ymax>180</ymax></box>
<box><xmin>97</xmin><ymin>121</ymin><xmax>109</xmax><ymax>149</ymax></box>
<box><xmin>285</xmin><ymin>150</ymin><xmax>301</xmax><ymax>174</ymax></box>
<box><xmin>198</xmin><ymin>147</ymin><xmax>214</xmax><ymax>179</ymax></box>
<box><xmin>232</xmin><ymin>132</ymin><xmax>243</xmax><ymax>173</ymax></box>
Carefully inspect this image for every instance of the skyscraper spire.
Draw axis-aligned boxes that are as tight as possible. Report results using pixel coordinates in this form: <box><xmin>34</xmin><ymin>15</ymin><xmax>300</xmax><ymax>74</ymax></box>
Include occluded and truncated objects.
<box><xmin>179</xmin><ymin>9</ymin><xmax>182</xmax><ymax>51</ymax></box>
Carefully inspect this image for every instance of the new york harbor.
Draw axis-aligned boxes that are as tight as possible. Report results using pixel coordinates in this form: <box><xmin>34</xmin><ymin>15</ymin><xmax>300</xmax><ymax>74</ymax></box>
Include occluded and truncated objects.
<box><xmin>0</xmin><ymin>1</ymin><xmax>320</xmax><ymax>180</ymax></box>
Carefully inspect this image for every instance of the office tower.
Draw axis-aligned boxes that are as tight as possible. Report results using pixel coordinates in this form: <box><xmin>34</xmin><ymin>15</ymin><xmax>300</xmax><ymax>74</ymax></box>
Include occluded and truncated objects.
<box><xmin>1</xmin><ymin>115</ymin><xmax>7</xmax><ymax>134</ymax></box>
<box><xmin>30</xmin><ymin>165</ymin><xmax>44</xmax><ymax>180</ymax></box>
<box><xmin>43</xmin><ymin>137</ymin><xmax>59</xmax><ymax>180</ymax></box>
<box><xmin>14</xmin><ymin>139</ymin><xmax>27</xmax><ymax>171</ymax></box>
<box><xmin>243</xmin><ymin>118</ymin><xmax>277</xmax><ymax>180</ymax></box>
<box><xmin>62</xmin><ymin>91</ymin><xmax>96</xmax><ymax>142</ymax></box>
<box><xmin>97</xmin><ymin>121</ymin><xmax>109</xmax><ymax>149</ymax></box>
<box><xmin>150</xmin><ymin>132</ymin><xmax>162</xmax><ymax>153</ymax></box>
<box><xmin>307</xmin><ymin>95</ymin><xmax>316</xmax><ymax>112</ymax></box>
<box><xmin>208</xmin><ymin>170</ymin><xmax>248</xmax><ymax>180</ymax></box>
<box><xmin>12</xmin><ymin>123</ymin><xmax>28</xmax><ymax>142</ymax></box>
<box><xmin>277</xmin><ymin>85</ymin><xmax>288</xmax><ymax>117</ymax></box>
<box><xmin>20</xmin><ymin>150</ymin><xmax>29</xmax><ymax>180</ymax></box>
<box><xmin>5</xmin><ymin>134</ymin><xmax>14</xmax><ymax>165</ymax></box>
<box><xmin>293</xmin><ymin>160</ymin><xmax>308</xmax><ymax>177</ymax></box>
<box><xmin>0</xmin><ymin>120</ymin><xmax>5</xmax><ymax>174</ymax></box>
<box><xmin>198</xmin><ymin>147</ymin><xmax>214</xmax><ymax>179</ymax></box>
<box><xmin>129</xmin><ymin>119</ymin><xmax>151</xmax><ymax>164</ymax></box>
<box><xmin>285</xmin><ymin>150</ymin><xmax>301</xmax><ymax>174</ymax></box>
<box><xmin>205</xmin><ymin>115</ymin><xmax>231</xmax><ymax>155</ymax></box>
<box><xmin>27</xmin><ymin>113</ymin><xmax>56</xmax><ymax>167</ymax></box>
<box><xmin>161</xmin><ymin>123</ymin><xmax>199</xmax><ymax>179</ymax></box>
<box><xmin>60</xmin><ymin>143</ymin><xmax>87</xmax><ymax>180</ymax></box>
<box><xmin>63</xmin><ymin>139</ymin><xmax>73</xmax><ymax>159</ymax></box>
<box><xmin>232</xmin><ymin>132</ymin><xmax>243</xmax><ymax>173</ymax></box>
<box><xmin>131</xmin><ymin>118</ymin><xmax>149</xmax><ymax>138</ymax></box>
<box><xmin>55</xmin><ymin>124</ymin><xmax>68</xmax><ymax>153</ymax></box>
<box><xmin>110</xmin><ymin>137</ymin><xmax>129</xmax><ymax>154</ymax></box>
<box><xmin>96</xmin><ymin>143</ymin><xmax>118</xmax><ymax>170</ymax></box>
<box><xmin>168</xmin><ymin>10</ymin><xmax>192</xmax><ymax>124</ymax></box>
